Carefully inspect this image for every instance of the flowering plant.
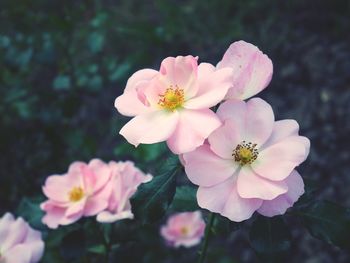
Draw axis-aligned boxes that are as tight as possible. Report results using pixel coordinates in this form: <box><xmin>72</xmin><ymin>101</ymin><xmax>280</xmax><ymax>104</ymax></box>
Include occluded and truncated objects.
<box><xmin>5</xmin><ymin>40</ymin><xmax>350</xmax><ymax>263</ymax></box>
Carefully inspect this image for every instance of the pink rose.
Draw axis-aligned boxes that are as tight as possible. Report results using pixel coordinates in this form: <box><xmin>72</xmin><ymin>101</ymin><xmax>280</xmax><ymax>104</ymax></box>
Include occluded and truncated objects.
<box><xmin>0</xmin><ymin>213</ymin><xmax>44</xmax><ymax>263</ymax></box>
<box><xmin>41</xmin><ymin>159</ymin><xmax>112</xmax><ymax>229</ymax></box>
<box><xmin>183</xmin><ymin>98</ymin><xmax>310</xmax><ymax>221</ymax></box>
<box><xmin>115</xmin><ymin>55</ymin><xmax>233</xmax><ymax>154</ymax></box>
<box><xmin>97</xmin><ymin>161</ymin><xmax>152</xmax><ymax>223</ymax></box>
<box><xmin>217</xmin><ymin>40</ymin><xmax>273</xmax><ymax>100</ymax></box>
<box><xmin>160</xmin><ymin>211</ymin><xmax>205</xmax><ymax>248</ymax></box>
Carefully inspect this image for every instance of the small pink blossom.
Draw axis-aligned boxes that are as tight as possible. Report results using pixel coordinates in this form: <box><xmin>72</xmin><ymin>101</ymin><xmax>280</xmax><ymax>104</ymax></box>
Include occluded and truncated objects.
<box><xmin>97</xmin><ymin>161</ymin><xmax>152</xmax><ymax>223</ymax></box>
<box><xmin>160</xmin><ymin>211</ymin><xmax>205</xmax><ymax>248</ymax></box>
<box><xmin>0</xmin><ymin>213</ymin><xmax>44</xmax><ymax>263</ymax></box>
<box><xmin>41</xmin><ymin>159</ymin><xmax>112</xmax><ymax>229</ymax></box>
<box><xmin>183</xmin><ymin>98</ymin><xmax>309</xmax><ymax>222</ymax></box>
<box><xmin>115</xmin><ymin>55</ymin><xmax>233</xmax><ymax>154</ymax></box>
<box><xmin>217</xmin><ymin>40</ymin><xmax>273</xmax><ymax>100</ymax></box>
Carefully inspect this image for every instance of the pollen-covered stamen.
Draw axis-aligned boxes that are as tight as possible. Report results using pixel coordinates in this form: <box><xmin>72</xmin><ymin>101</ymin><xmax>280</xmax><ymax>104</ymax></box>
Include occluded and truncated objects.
<box><xmin>233</xmin><ymin>141</ymin><xmax>259</xmax><ymax>166</ymax></box>
<box><xmin>180</xmin><ymin>226</ymin><xmax>189</xmax><ymax>236</ymax></box>
<box><xmin>158</xmin><ymin>85</ymin><xmax>185</xmax><ymax>111</ymax></box>
<box><xmin>68</xmin><ymin>187</ymin><xmax>85</xmax><ymax>202</ymax></box>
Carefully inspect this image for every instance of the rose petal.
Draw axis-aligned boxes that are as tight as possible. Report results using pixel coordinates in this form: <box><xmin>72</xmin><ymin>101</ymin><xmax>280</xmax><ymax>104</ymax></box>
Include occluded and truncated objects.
<box><xmin>119</xmin><ymin>110</ymin><xmax>179</xmax><ymax>146</ymax></box>
<box><xmin>208</xmin><ymin>119</ymin><xmax>243</xmax><ymax>159</ymax></box>
<box><xmin>166</xmin><ymin>109</ymin><xmax>221</xmax><ymax>154</ymax></box>
<box><xmin>237</xmin><ymin>166</ymin><xmax>288</xmax><ymax>200</ymax></box>
<box><xmin>252</xmin><ymin>136</ymin><xmax>310</xmax><ymax>181</ymax></box>
<box><xmin>184</xmin><ymin>63</ymin><xmax>232</xmax><ymax>109</ymax></box>
<box><xmin>183</xmin><ymin>145</ymin><xmax>238</xmax><ymax>187</ymax></box>
<box><xmin>217</xmin><ymin>40</ymin><xmax>273</xmax><ymax>100</ymax></box>
<box><xmin>258</xmin><ymin>170</ymin><xmax>304</xmax><ymax>217</ymax></box>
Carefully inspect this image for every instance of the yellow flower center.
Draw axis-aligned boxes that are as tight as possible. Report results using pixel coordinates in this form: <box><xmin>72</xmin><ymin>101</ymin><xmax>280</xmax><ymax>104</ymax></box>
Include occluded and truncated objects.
<box><xmin>180</xmin><ymin>226</ymin><xmax>189</xmax><ymax>236</ymax></box>
<box><xmin>68</xmin><ymin>187</ymin><xmax>85</xmax><ymax>202</ymax></box>
<box><xmin>233</xmin><ymin>141</ymin><xmax>259</xmax><ymax>165</ymax></box>
<box><xmin>158</xmin><ymin>86</ymin><xmax>185</xmax><ymax>111</ymax></box>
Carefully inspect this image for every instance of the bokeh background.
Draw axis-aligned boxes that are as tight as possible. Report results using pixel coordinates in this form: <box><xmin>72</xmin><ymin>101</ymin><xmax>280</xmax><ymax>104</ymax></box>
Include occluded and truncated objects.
<box><xmin>1</xmin><ymin>0</ymin><xmax>349</xmax><ymax>262</ymax></box>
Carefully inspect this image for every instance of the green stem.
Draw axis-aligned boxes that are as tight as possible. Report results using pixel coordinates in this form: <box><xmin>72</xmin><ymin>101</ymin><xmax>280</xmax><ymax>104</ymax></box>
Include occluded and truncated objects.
<box><xmin>198</xmin><ymin>213</ymin><xmax>216</xmax><ymax>263</ymax></box>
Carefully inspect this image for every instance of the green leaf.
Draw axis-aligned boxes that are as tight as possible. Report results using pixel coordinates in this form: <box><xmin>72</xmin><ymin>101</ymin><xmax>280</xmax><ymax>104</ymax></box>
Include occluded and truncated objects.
<box><xmin>131</xmin><ymin>156</ymin><xmax>180</xmax><ymax>224</ymax></box>
<box><xmin>53</xmin><ymin>75</ymin><xmax>71</xmax><ymax>90</ymax></box>
<box><xmin>16</xmin><ymin>197</ymin><xmax>45</xmax><ymax>230</ymax></box>
<box><xmin>295</xmin><ymin>200</ymin><xmax>350</xmax><ymax>250</ymax></box>
<box><xmin>87</xmin><ymin>32</ymin><xmax>104</xmax><ymax>53</ymax></box>
<box><xmin>249</xmin><ymin>216</ymin><xmax>291</xmax><ymax>263</ymax></box>
<box><xmin>87</xmin><ymin>244</ymin><xmax>106</xmax><ymax>255</ymax></box>
<box><xmin>171</xmin><ymin>185</ymin><xmax>199</xmax><ymax>212</ymax></box>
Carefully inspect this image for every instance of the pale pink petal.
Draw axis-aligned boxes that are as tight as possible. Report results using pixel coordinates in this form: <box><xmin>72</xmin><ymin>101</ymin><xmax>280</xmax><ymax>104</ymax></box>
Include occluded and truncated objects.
<box><xmin>3</xmin><ymin>244</ymin><xmax>32</xmax><ymax>263</ymax></box>
<box><xmin>83</xmin><ymin>185</ymin><xmax>111</xmax><ymax>216</ymax></box>
<box><xmin>198</xmin><ymin>176</ymin><xmax>262</xmax><ymax>222</ymax></box>
<box><xmin>217</xmin><ymin>40</ymin><xmax>273</xmax><ymax>100</ymax></box>
<box><xmin>42</xmin><ymin>175</ymin><xmax>72</xmax><ymax>203</ymax></box>
<box><xmin>96</xmin><ymin>210</ymin><xmax>134</xmax><ymax>223</ymax></box>
<box><xmin>252</xmin><ymin>136</ymin><xmax>310</xmax><ymax>181</ymax></box>
<box><xmin>1</xmin><ymin>217</ymin><xmax>28</xmax><ymax>251</ymax></box>
<box><xmin>114</xmin><ymin>89</ymin><xmax>151</xmax><ymax>117</ymax></box>
<box><xmin>115</xmin><ymin>69</ymin><xmax>157</xmax><ymax>116</ymax></box>
<box><xmin>216</xmin><ymin>99</ymin><xmax>246</xmax><ymax>122</ymax></box>
<box><xmin>83</xmin><ymin>159</ymin><xmax>111</xmax><ymax>193</ymax></box>
<box><xmin>160</xmin><ymin>211</ymin><xmax>205</xmax><ymax>248</ymax></box>
<box><xmin>237</xmin><ymin>167</ymin><xmax>288</xmax><ymax>200</ymax></box>
<box><xmin>119</xmin><ymin>110</ymin><xmax>179</xmax><ymax>146</ymax></box>
<box><xmin>24</xmin><ymin>229</ymin><xmax>45</xmax><ymax>263</ymax></box>
<box><xmin>221</xmin><ymin>179</ymin><xmax>262</xmax><ymax>222</ymax></box>
<box><xmin>166</xmin><ymin>109</ymin><xmax>221</xmax><ymax>154</ymax></box>
<box><xmin>41</xmin><ymin>202</ymin><xmax>66</xmax><ymax>229</ymax></box>
<box><xmin>208</xmin><ymin>119</ymin><xmax>243</xmax><ymax>159</ymax></box>
<box><xmin>261</xmin><ymin>119</ymin><xmax>300</xmax><ymax>149</ymax></box>
<box><xmin>244</xmin><ymin>98</ymin><xmax>274</xmax><ymax>147</ymax></box>
<box><xmin>67</xmin><ymin>161</ymin><xmax>85</xmax><ymax>174</ymax></box>
<box><xmin>159</xmin><ymin>56</ymin><xmax>198</xmax><ymax>98</ymax></box>
<box><xmin>183</xmin><ymin>145</ymin><xmax>238</xmax><ymax>187</ymax></box>
<box><xmin>124</xmin><ymin>69</ymin><xmax>158</xmax><ymax>92</ymax></box>
<box><xmin>196</xmin><ymin>176</ymin><xmax>234</xmax><ymax>214</ymax></box>
<box><xmin>217</xmin><ymin>98</ymin><xmax>274</xmax><ymax>147</ymax></box>
<box><xmin>64</xmin><ymin>199</ymin><xmax>86</xmax><ymax>217</ymax></box>
<box><xmin>258</xmin><ymin>170</ymin><xmax>304</xmax><ymax>217</ymax></box>
<box><xmin>59</xmin><ymin>212</ymin><xmax>83</xmax><ymax>227</ymax></box>
<box><xmin>0</xmin><ymin>213</ymin><xmax>14</xmax><ymax>244</ymax></box>
<box><xmin>184</xmin><ymin>64</ymin><xmax>232</xmax><ymax>109</ymax></box>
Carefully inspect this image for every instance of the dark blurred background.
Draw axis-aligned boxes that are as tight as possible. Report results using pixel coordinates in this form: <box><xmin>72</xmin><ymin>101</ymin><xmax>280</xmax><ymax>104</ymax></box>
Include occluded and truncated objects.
<box><xmin>0</xmin><ymin>0</ymin><xmax>349</xmax><ymax>262</ymax></box>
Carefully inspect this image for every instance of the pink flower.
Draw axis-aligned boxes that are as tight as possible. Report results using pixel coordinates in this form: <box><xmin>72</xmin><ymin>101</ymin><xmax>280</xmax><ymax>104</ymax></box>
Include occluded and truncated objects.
<box><xmin>183</xmin><ymin>98</ymin><xmax>310</xmax><ymax>222</ymax></box>
<box><xmin>0</xmin><ymin>213</ymin><xmax>44</xmax><ymax>263</ymax></box>
<box><xmin>160</xmin><ymin>211</ymin><xmax>205</xmax><ymax>248</ymax></box>
<box><xmin>41</xmin><ymin>159</ymin><xmax>112</xmax><ymax>229</ymax></box>
<box><xmin>115</xmin><ymin>55</ymin><xmax>233</xmax><ymax>154</ymax></box>
<box><xmin>97</xmin><ymin>161</ymin><xmax>152</xmax><ymax>223</ymax></box>
<box><xmin>217</xmin><ymin>40</ymin><xmax>273</xmax><ymax>100</ymax></box>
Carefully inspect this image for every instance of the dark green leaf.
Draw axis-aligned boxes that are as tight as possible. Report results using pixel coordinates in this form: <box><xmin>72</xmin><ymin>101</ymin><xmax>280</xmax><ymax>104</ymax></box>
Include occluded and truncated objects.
<box><xmin>171</xmin><ymin>185</ymin><xmax>199</xmax><ymax>212</ymax></box>
<box><xmin>296</xmin><ymin>200</ymin><xmax>350</xmax><ymax>250</ymax></box>
<box><xmin>249</xmin><ymin>216</ymin><xmax>291</xmax><ymax>263</ymax></box>
<box><xmin>16</xmin><ymin>197</ymin><xmax>45</xmax><ymax>230</ymax></box>
<box><xmin>87</xmin><ymin>244</ymin><xmax>106</xmax><ymax>255</ymax></box>
<box><xmin>131</xmin><ymin>156</ymin><xmax>180</xmax><ymax>224</ymax></box>
<box><xmin>53</xmin><ymin>75</ymin><xmax>71</xmax><ymax>90</ymax></box>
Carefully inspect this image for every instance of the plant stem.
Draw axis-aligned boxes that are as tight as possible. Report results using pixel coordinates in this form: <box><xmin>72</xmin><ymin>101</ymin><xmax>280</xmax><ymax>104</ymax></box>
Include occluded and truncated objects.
<box><xmin>198</xmin><ymin>213</ymin><xmax>216</xmax><ymax>263</ymax></box>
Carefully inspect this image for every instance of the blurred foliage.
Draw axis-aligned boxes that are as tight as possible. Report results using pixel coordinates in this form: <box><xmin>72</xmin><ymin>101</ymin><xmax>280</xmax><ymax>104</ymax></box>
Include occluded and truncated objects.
<box><xmin>1</xmin><ymin>0</ymin><xmax>350</xmax><ymax>262</ymax></box>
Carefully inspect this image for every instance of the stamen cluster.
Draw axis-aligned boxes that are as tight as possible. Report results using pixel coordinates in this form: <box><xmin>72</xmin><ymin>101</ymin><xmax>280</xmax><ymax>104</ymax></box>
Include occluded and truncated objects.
<box><xmin>232</xmin><ymin>141</ymin><xmax>259</xmax><ymax>166</ymax></box>
<box><xmin>158</xmin><ymin>85</ymin><xmax>185</xmax><ymax>111</ymax></box>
